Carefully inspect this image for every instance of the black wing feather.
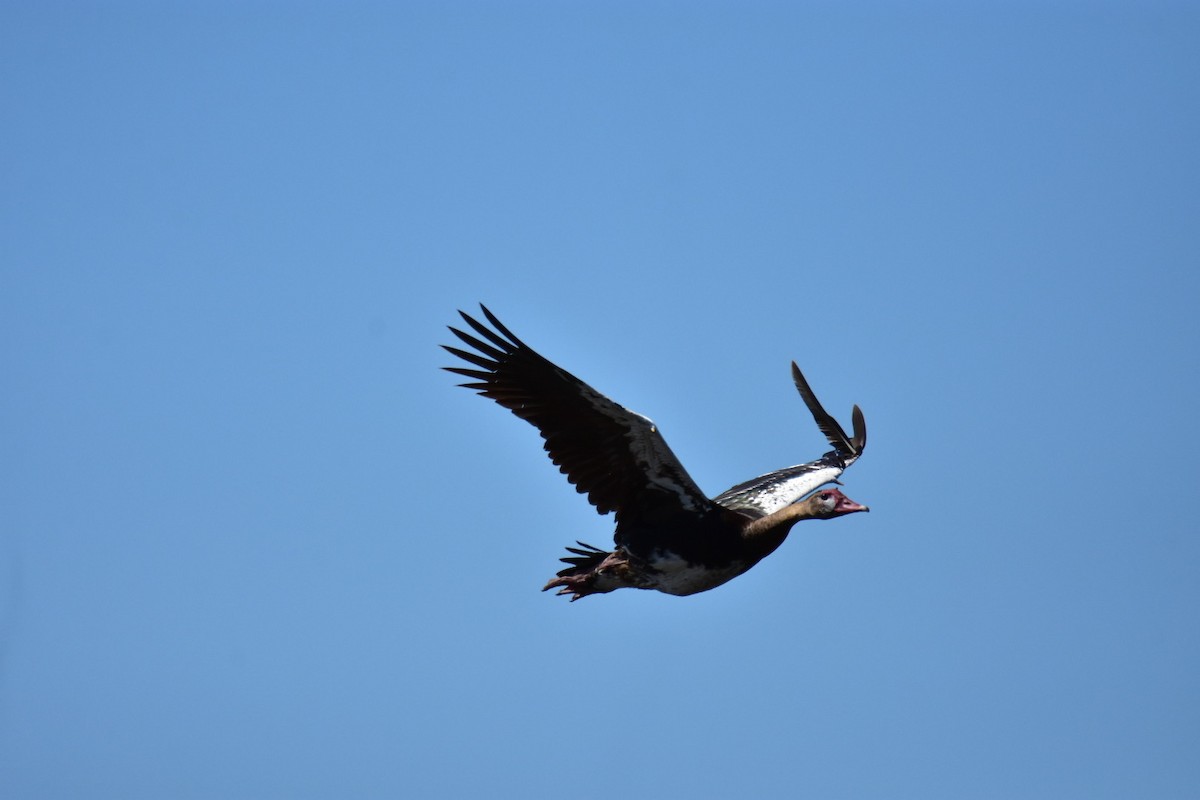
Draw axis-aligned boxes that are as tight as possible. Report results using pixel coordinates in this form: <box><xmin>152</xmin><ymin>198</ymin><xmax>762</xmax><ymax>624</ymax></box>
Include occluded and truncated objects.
<box><xmin>442</xmin><ymin>306</ymin><xmax>711</xmax><ymax>520</ymax></box>
<box><xmin>791</xmin><ymin>362</ymin><xmax>866</xmax><ymax>467</ymax></box>
<box><xmin>711</xmin><ymin>364</ymin><xmax>868</xmax><ymax>517</ymax></box>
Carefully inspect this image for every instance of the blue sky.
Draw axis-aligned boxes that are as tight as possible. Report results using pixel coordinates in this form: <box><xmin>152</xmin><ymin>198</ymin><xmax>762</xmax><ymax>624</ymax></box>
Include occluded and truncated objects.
<box><xmin>2</xmin><ymin>3</ymin><xmax>1198</xmax><ymax>798</ymax></box>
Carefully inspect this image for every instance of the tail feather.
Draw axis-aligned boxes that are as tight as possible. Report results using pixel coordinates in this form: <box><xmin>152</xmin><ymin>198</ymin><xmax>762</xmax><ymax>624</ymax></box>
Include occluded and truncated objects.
<box><xmin>542</xmin><ymin>541</ymin><xmax>618</xmax><ymax>600</ymax></box>
<box><xmin>554</xmin><ymin>541</ymin><xmax>610</xmax><ymax>575</ymax></box>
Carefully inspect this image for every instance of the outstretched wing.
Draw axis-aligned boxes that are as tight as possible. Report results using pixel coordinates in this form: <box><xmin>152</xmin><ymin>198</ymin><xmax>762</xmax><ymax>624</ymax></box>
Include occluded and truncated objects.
<box><xmin>442</xmin><ymin>306</ymin><xmax>712</xmax><ymax>521</ymax></box>
<box><xmin>789</xmin><ymin>361</ymin><xmax>866</xmax><ymax>468</ymax></box>
<box><xmin>713</xmin><ymin>362</ymin><xmax>867</xmax><ymax>518</ymax></box>
<box><xmin>712</xmin><ymin>455</ymin><xmax>850</xmax><ymax>518</ymax></box>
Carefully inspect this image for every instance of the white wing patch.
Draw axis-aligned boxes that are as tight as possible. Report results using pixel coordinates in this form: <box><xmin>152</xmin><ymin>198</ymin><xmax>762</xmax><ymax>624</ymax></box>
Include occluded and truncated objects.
<box><xmin>626</xmin><ymin>415</ymin><xmax>708</xmax><ymax>513</ymax></box>
<box><xmin>713</xmin><ymin>463</ymin><xmax>844</xmax><ymax>517</ymax></box>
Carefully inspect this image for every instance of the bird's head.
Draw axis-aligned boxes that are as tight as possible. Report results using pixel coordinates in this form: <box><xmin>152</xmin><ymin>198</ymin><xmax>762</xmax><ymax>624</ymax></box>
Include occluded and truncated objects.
<box><xmin>806</xmin><ymin>488</ymin><xmax>870</xmax><ymax>519</ymax></box>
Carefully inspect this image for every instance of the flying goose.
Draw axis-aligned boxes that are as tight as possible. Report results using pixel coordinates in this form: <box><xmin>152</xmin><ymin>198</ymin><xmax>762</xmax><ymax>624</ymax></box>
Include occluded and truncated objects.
<box><xmin>442</xmin><ymin>306</ymin><xmax>868</xmax><ymax>600</ymax></box>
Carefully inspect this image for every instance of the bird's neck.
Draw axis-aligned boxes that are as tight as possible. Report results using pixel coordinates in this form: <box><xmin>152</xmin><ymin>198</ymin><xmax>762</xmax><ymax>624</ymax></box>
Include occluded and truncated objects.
<box><xmin>739</xmin><ymin>502</ymin><xmax>815</xmax><ymax>558</ymax></box>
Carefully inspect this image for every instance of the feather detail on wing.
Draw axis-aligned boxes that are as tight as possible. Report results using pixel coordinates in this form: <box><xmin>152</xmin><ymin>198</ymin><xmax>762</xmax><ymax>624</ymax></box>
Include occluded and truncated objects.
<box><xmin>790</xmin><ymin>362</ymin><xmax>866</xmax><ymax>469</ymax></box>
<box><xmin>712</xmin><ymin>457</ymin><xmax>847</xmax><ymax>518</ymax></box>
<box><xmin>442</xmin><ymin>306</ymin><xmax>712</xmax><ymax>520</ymax></box>
<box><xmin>712</xmin><ymin>363</ymin><xmax>867</xmax><ymax>518</ymax></box>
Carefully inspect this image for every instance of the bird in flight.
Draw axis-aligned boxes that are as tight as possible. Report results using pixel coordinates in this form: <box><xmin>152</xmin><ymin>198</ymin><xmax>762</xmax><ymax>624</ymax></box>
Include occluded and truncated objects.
<box><xmin>443</xmin><ymin>306</ymin><xmax>868</xmax><ymax>600</ymax></box>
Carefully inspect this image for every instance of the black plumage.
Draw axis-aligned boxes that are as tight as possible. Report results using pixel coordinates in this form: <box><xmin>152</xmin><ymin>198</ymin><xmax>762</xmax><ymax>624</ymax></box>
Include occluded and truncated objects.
<box><xmin>443</xmin><ymin>305</ymin><xmax>869</xmax><ymax>599</ymax></box>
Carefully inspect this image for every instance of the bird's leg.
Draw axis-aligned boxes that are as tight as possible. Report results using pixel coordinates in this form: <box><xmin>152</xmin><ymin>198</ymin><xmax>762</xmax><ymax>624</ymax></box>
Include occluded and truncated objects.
<box><xmin>542</xmin><ymin>547</ymin><xmax>630</xmax><ymax>600</ymax></box>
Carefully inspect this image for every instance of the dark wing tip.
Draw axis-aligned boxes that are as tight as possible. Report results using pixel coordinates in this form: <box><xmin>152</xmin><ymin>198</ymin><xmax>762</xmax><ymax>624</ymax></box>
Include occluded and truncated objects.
<box><xmin>851</xmin><ymin>404</ymin><xmax>866</xmax><ymax>456</ymax></box>
<box><xmin>791</xmin><ymin>361</ymin><xmax>867</xmax><ymax>463</ymax></box>
<box><xmin>790</xmin><ymin>361</ymin><xmax>852</xmax><ymax>453</ymax></box>
<box><xmin>478</xmin><ymin>304</ymin><xmax>527</xmax><ymax>348</ymax></box>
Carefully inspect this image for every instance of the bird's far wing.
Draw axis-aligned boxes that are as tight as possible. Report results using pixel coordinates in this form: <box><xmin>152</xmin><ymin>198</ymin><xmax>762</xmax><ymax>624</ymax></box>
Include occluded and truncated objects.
<box><xmin>790</xmin><ymin>362</ymin><xmax>866</xmax><ymax>469</ymax></box>
<box><xmin>443</xmin><ymin>306</ymin><xmax>712</xmax><ymax>519</ymax></box>
<box><xmin>711</xmin><ymin>363</ymin><xmax>867</xmax><ymax>518</ymax></box>
<box><xmin>712</xmin><ymin>456</ymin><xmax>847</xmax><ymax>518</ymax></box>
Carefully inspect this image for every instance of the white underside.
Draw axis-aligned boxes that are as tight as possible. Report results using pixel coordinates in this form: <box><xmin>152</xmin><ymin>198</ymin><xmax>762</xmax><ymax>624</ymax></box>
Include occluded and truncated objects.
<box><xmin>646</xmin><ymin>552</ymin><xmax>752</xmax><ymax>596</ymax></box>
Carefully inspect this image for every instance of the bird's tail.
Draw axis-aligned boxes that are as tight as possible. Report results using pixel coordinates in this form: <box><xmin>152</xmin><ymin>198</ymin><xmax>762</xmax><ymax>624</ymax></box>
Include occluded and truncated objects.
<box><xmin>542</xmin><ymin>541</ymin><xmax>617</xmax><ymax>601</ymax></box>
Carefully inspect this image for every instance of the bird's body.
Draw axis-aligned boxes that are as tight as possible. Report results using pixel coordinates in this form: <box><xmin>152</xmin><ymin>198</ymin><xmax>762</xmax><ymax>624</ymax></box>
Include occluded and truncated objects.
<box><xmin>442</xmin><ymin>306</ymin><xmax>869</xmax><ymax>600</ymax></box>
<box><xmin>544</xmin><ymin>491</ymin><xmax>866</xmax><ymax>597</ymax></box>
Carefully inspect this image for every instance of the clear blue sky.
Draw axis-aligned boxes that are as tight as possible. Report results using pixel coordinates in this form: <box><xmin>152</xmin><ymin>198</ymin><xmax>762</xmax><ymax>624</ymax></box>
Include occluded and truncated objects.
<box><xmin>3</xmin><ymin>3</ymin><xmax>1198</xmax><ymax>798</ymax></box>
